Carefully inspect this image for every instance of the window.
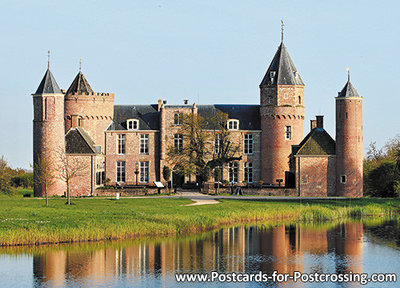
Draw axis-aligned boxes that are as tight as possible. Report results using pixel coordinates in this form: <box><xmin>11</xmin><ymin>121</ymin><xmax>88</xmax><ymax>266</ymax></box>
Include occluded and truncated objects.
<box><xmin>174</xmin><ymin>134</ymin><xmax>183</xmax><ymax>152</ymax></box>
<box><xmin>244</xmin><ymin>134</ymin><xmax>253</xmax><ymax>154</ymax></box>
<box><xmin>117</xmin><ymin>134</ymin><xmax>126</xmax><ymax>154</ymax></box>
<box><xmin>140</xmin><ymin>161</ymin><xmax>149</xmax><ymax>183</ymax></box>
<box><xmin>268</xmin><ymin>97</ymin><xmax>273</xmax><ymax>104</ymax></box>
<box><xmin>140</xmin><ymin>134</ymin><xmax>149</xmax><ymax>154</ymax></box>
<box><xmin>298</xmin><ymin>96</ymin><xmax>301</xmax><ymax>104</ymax></box>
<box><xmin>116</xmin><ymin>161</ymin><xmax>126</xmax><ymax>182</ymax></box>
<box><xmin>340</xmin><ymin>175</ymin><xmax>347</xmax><ymax>184</ymax></box>
<box><xmin>228</xmin><ymin>119</ymin><xmax>239</xmax><ymax>130</ymax></box>
<box><xmin>228</xmin><ymin>162</ymin><xmax>239</xmax><ymax>183</ymax></box>
<box><xmin>285</xmin><ymin>126</ymin><xmax>292</xmax><ymax>140</ymax></box>
<box><xmin>127</xmin><ymin>119</ymin><xmax>139</xmax><ymax>130</ymax></box>
<box><xmin>174</xmin><ymin>113</ymin><xmax>183</xmax><ymax>125</ymax></box>
<box><xmin>214</xmin><ymin>165</ymin><xmax>222</xmax><ymax>182</ymax></box>
<box><xmin>244</xmin><ymin>162</ymin><xmax>253</xmax><ymax>183</ymax></box>
<box><xmin>215</xmin><ymin>134</ymin><xmax>221</xmax><ymax>154</ymax></box>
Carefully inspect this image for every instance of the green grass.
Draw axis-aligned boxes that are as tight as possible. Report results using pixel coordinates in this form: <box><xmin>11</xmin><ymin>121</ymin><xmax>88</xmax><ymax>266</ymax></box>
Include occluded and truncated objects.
<box><xmin>0</xmin><ymin>196</ymin><xmax>399</xmax><ymax>246</ymax></box>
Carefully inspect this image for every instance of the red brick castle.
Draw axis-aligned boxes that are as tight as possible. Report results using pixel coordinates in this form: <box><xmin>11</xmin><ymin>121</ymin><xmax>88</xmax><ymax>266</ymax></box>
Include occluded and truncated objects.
<box><xmin>33</xmin><ymin>38</ymin><xmax>363</xmax><ymax>197</ymax></box>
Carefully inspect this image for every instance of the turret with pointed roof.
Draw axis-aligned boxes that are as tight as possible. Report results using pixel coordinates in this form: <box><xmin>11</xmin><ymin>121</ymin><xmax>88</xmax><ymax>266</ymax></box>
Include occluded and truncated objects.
<box><xmin>260</xmin><ymin>35</ymin><xmax>305</xmax><ymax>186</ymax></box>
<box><xmin>335</xmin><ymin>74</ymin><xmax>363</xmax><ymax>197</ymax></box>
<box><xmin>32</xmin><ymin>65</ymin><xmax>66</xmax><ymax>197</ymax></box>
<box><xmin>66</xmin><ymin>71</ymin><xmax>94</xmax><ymax>95</ymax></box>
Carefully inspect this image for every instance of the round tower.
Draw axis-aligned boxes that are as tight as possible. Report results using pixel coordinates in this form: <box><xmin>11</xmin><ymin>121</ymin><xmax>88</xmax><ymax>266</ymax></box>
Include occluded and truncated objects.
<box><xmin>64</xmin><ymin>70</ymin><xmax>114</xmax><ymax>152</ymax></box>
<box><xmin>260</xmin><ymin>41</ymin><xmax>305</xmax><ymax>186</ymax></box>
<box><xmin>33</xmin><ymin>66</ymin><xmax>66</xmax><ymax>196</ymax></box>
<box><xmin>335</xmin><ymin>74</ymin><xmax>363</xmax><ymax>197</ymax></box>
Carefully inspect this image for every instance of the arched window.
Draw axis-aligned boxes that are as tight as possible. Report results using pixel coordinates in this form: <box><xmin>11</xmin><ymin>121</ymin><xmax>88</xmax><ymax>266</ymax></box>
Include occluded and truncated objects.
<box><xmin>298</xmin><ymin>96</ymin><xmax>301</xmax><ymax>104</ymax></box>
<box><xmin>227</xmin><ymin>119</ymin><xmax>239</xmax><ymax>130</ymax></box>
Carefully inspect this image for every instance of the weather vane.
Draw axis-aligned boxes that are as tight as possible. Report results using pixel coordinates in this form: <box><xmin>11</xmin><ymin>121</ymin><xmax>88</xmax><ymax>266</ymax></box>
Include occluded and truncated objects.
<box><xmin>79</xmin><ymin>58</ymin><xmax>82</xmax><ymax>72</ymax></box>
<box><xmin>281</xmin><ymin>20</ymin><xmax>285</xmax><ymax>42</ymax></box>
<box><xmin>47</xmin><ymin>50</ymin><xmax>50</xmax><ymax>69</ymax></box>
<box><xmin>346</xmin><ymin>67</ymin><xmax>350</xmax><ymax>81</ymax></box>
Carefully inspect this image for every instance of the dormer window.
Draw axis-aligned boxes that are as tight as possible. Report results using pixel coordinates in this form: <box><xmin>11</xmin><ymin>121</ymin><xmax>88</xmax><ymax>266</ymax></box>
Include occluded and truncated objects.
<box><xmin>270</xmin><ymin>71</ymin><xmax>276</xmax><ymax>78</ymax></box>
<box><xmin>127</xmin><ymin>119</ymin><xmax>139</xmax><ymax>130</ymax></box>
<box><xmin>227</xmin><ymin>119</ymin><xmax>239</xmax><ymax>130</ymax></box>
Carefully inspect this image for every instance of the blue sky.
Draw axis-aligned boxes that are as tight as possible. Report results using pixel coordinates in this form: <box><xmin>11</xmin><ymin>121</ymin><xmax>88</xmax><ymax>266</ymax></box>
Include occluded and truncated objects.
<box><xmin>0</xmin><ymin>0</ymin><xmax>399</xmax><ymax>169</ymax></box>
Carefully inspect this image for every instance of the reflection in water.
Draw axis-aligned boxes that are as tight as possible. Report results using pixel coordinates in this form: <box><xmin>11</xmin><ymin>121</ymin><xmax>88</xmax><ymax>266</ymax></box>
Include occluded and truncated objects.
<box><xmin>27</xmin><ymin>222</ymin><xmax>368</xmax><ymax>287</ymax></box>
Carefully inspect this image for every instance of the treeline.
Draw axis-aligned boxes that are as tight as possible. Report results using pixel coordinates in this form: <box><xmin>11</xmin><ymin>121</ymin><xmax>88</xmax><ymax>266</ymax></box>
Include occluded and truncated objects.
<box><xmin>0</xmin><ymin>156</ymin><xmax>33</xmax><ymax>193</ymax></box>
<box><xmin>364</xmin><ymin>135</ymin><xmax>400</xmax><ymax>197</ymax></box>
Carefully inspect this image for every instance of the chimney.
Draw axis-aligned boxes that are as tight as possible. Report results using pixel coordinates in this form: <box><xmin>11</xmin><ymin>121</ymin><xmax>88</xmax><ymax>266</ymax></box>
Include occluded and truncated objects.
<box><xmin>157</xmin><ymin>99</ymin><xmax>162</xmax><ymax>111</ymax></box>
<box><xmin>316</xmin><ymin>115</ymin><xmax>324</xmax><ymax>129</ymax></box>
<box><xmin>184</xmin><ymin>99</ymin><xmax>189</xmax><ymax>105</ymax></box>
<box><xmin>71</xmin><ymin>115</ymin><xmax>79</xmax><ymax>129</ymax></box>
<box><xmin>163</xmin><ymin>100</ymin><xmax>167</xmax><ymax>105</ymax></box>
<box><xmin>310</xmin><ymin>120</ymin><xmax>317</xmax><ymax>131</ymax></box>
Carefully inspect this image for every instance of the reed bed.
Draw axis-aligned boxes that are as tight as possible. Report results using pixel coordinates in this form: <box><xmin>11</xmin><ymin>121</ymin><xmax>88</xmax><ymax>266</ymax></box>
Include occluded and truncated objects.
<box><xmin>0</xmin><ymin>197</ymin><xmax>398</xmax><ymax>246</ymax></box>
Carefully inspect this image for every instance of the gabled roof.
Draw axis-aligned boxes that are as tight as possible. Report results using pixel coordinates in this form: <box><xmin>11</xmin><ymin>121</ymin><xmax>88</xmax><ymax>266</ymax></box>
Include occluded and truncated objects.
<box><xmin>35</xmin><ymin>68</ymin><xmax>62</xmax><ymax>94</ymax></box>
<box><xmin>66</xmin><ymin>72</ymin><xmax>94</xmax><ymax>95</ymax></box>
<box><xmin>338</xmin><ymin>80</ymin><xmax>360</xmax><ymax>98</ymax></box>
<box><xmin>294</xmin><ymin>128</ymin><xmax>336</xmax><ymax>156</ymax></box>
<box><xmin>108</xmin><ymin>105</ymin><xmax>160</xmax><ymax>131</ymax></box>
<box><xmin>65</xmin><ymin>127</ymin><xmax>97</xmax><ymax>154</ymax></box>
<box><xmin>260</xmin><ymin>42</ymin><xmax>304</xmax><ymax>86</ymax></box>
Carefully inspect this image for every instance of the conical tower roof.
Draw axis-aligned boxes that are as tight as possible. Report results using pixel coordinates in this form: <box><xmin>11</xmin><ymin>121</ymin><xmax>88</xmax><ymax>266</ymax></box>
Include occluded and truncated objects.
<box><xmin>338</xmin><ymin>79</ymin><xmax>360</xmax><ymax>97</ymax></box>
<box><xmin>35</xmin><ymin>68</ymin><xmax>62</xmax><ymax>94</ymax></box>
<box><xmin>260</xmin><ymin>42</ymin><xmax>304</xmax><ymax>86</ymax></box>
<box><xmin>66</xmin><ymin>71</ymin><xmax>94</xmax><ymax>95</ymax></box>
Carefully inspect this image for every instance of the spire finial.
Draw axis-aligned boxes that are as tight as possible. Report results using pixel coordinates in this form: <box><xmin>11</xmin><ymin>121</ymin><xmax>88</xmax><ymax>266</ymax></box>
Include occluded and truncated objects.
<box><xmin>79</xmin><ymin>58</ymin><xmax>82</xmax><ymax>72</ymax></box>
<box><xmin>281</xmin><ymin>20</ymin><xmax>285</xmax><ymax>42</ymax></box>
<box><xmin>346</xmin><ymin>67</ymin><xmax>350</xmax><ymax>82</ymax></box>
<box><xmin>47</xmin><ymin>50</ymin><xmax>50</xmax><ymax>69</ymax></box>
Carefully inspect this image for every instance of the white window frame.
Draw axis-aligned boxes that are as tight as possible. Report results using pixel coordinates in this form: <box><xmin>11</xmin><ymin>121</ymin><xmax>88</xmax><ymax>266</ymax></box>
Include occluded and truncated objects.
<box><xmin>117</xmin><ymin>134</ymin><xmax>126</xmax><ymax>155</ymax></box>
<box><xmin>244</xmin><ymin>134</ymin><xmax>253</xmax><ymax>155</ymax></box>
<box><xmin>140</xmin><ymin>134</ymin><xmax>149</xmax><ymax>154</ymax></box>
<box><xmin>174</xmin><ymin>134</ymin><xmax>183</xmax><ymax>152</ymax></box>
<box><xmin>116</xmin><ymin>161</ymin><xmax>126</xmax><ymax>183</ymax></box>
<box><xmin>174</xmin><ymin>113</ymin><xmax>183</xmax><ymax>126</ymax></box>
<box><xmin>227</xmin><ymin>119</ymin><xmax>239</xmax><ymax>130</ymax></box>
<box><xmin>285</xmin><ymin>126</ymin><xmax>292</xmax><ymax>140</ymax></box>
<box><xmin>127</xmin><ymin>119</ymin><xmax>139</xmax><ymax>130</ymax></box>
<box><xmin>215</xmin><ymin>134</ymin><xmax>221</xmax><ymax>154</ymax></box>
<box><xmin>244</xmin><ymin>162</ymin><xmax>253</xmax><ymax>183</ymax></box>
<box><xmin>228</xmin><ymin>162</ymin><xmax>239</xmax><ymax>183</ymax></box>
<box><xmin>340</xmin><ymin>175</ymin><xmax>347</xmax><ymax>184</ymax></box>
<box><xmin>139</xmin><ymin>161</ymin><xmax>149</xmax><ymax>183</ymax></box>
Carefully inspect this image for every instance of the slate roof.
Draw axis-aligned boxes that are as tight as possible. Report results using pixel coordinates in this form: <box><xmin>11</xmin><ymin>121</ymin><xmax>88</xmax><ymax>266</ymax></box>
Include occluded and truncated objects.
<box><xmin>197</xmin><ymin>105</ymin><xmax>261</xmax><ymax>130</ymax></box>
<box><xmin>260</xmin><ymin>42</ymin><xmax>304</xmax><ymax>86</ymax></box>
<box><xmin>338</xmin><ymin>80</ymin><xmax>360</xmax><ymax>98</ymax></box>
<box><xmin>108</xmin><ymin>104</ymin><xmax>261</xmax><ymax>131</ymax></box>
<box><xmin>108</xmin><ymin>105</ymin><xmax>160</xmax><ymax>130</ymax></box>
<box><xmin>66</xmin><ymin>72</ymin><xmax>94</xmax><ymax>95</ymax></box>
<box><xmin>65</xmin><ymin>127</ymin><xmax>97</xmax><ymax>154</ymax></box>
<box><xmin>35</xmin><ymin>68</ymin><xmax>62</xmax><ymax>94</ymax></box>
<box><xmin>293</xmin><ymin>128</ymin><xmax>336</xmax><ymax>156</ymax></box>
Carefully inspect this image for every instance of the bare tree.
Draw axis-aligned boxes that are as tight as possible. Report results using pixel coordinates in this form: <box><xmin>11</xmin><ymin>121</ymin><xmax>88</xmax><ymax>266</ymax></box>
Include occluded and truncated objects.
<box><xmin>57</xmin><ymin>149</ymin><xmax>88</xmax><ymax>205</ymax></box>
<box><xmin>33</xmin><ymin>154</ymin><xmax>55</xmax><ymax>206</ymax></box>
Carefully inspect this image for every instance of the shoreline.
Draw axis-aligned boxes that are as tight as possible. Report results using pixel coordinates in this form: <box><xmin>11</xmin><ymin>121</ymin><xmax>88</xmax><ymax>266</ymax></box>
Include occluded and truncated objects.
<box><xmin>0</xmin><ymin>197</ymin><xmax>398</xmax><ymax>247</ymax></box>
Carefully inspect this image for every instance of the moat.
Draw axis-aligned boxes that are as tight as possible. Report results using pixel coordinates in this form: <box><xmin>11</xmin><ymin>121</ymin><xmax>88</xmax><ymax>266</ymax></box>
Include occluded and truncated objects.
<box><xmin>0</xmin><ymin>220</ymin><xmax>399</xmax><ymax>287</ymax></box>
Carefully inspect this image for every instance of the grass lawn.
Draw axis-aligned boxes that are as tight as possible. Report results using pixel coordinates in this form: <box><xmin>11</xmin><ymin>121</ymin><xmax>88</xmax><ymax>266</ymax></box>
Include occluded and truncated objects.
<box><xmin>0</xmin><ymin>193</ymin><xmax>399</xmax><ymax>246</ymax></box>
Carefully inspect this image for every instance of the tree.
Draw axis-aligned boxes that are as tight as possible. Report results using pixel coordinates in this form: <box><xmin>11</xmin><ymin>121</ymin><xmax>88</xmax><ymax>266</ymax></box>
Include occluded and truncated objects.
<box><xmin>162</xmin><ymin>166</ymin><xmax>171</xmax><ymax>193</ymax></box>
<box><xmin>33</xmin><ymin>154</ymin><xmax>55</xmax><ymax>207</ymax></box>
<box><xmin>364</xmin><ymin>136</ymin><xmax>400</xmax><ymax>197</ymax></box>
<box><xmin>58</xmin><ymin>150</ymin><xmax>88</xmax><ymax>205</ymax></box>
<box><xmin>166</xmin><ymin>111</ymin><xmax>241</xmax><ymax>185</ymax></box>
<box><xmin>0</xmin><ymin>156</ymin><xmax>12</xmax><ymax>193</ymax></box>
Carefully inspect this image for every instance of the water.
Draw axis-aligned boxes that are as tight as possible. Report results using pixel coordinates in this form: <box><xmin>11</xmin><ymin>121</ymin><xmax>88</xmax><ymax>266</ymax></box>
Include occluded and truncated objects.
<box><xmin>0</xmin><ymin>220</ymin><xmax>399</xmax><ymax>287</ymax></box>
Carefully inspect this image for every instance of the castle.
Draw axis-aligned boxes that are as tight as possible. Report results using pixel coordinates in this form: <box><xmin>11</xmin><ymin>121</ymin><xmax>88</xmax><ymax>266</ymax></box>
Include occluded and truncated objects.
<box><xmin>32</xmin><ymin>38</ymin><xmax>363</xmax><ymax>197</ymax></box>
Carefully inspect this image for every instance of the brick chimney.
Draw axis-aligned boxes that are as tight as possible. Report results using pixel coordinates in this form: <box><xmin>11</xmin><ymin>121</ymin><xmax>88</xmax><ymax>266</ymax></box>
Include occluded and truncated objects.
<box><xmin>157</xmin><ymin>99</ymin><xmax>162</xmax><ymax>111</ymax></box>
<box><xmin>310</xmin><ymin>120</ymin><xmax>317</xmax><ymax>131</ymax></box>
<box><xmin>316</xmin><ymin>115</ymin><xmax>324</xmax><ymax>129</ymax></box>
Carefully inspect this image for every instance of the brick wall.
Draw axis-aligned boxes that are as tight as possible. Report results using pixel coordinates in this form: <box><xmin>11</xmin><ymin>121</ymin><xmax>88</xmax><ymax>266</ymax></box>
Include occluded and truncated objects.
<box><xmin>295</xmin><ymin>156</ymin><xmax>336</xmax><ymax>197</ymax></box>
<box><xmin>336</xmin><ymin>97</ymin><xmax>363</xmax><ymax>197</ymax></box>
<box><xmin>105</xmin><ymin>131</ymin><xmax>159</xmax><ymax>185</ymax></box>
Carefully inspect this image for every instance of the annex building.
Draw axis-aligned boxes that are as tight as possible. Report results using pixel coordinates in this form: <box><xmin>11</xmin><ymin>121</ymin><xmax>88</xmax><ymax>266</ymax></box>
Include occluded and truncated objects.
<box><xmin>33</xmin><ymin>38</ymin><xmax>363</xmax><ymax>198</ymax></box>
